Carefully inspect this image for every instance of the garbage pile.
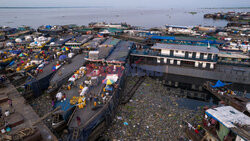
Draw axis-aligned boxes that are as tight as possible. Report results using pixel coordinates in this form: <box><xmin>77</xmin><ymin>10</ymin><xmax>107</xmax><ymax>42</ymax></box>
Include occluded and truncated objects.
<box><xmin>103</xmin><ymin>77</ymin><xmax>203</xmax><ymax>140</ymax></box>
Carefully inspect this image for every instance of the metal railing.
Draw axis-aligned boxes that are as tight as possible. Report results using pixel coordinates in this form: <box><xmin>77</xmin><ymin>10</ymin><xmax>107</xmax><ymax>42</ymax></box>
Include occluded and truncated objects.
<box><xmin>131</xmin><ymin>50</ymin><xmax>218</xmax><ymax>62</ymax></box>
<box><xmin>218</xmin><ymin>60</ymin><xmax>250</xmax><ymax>66</ymax></box>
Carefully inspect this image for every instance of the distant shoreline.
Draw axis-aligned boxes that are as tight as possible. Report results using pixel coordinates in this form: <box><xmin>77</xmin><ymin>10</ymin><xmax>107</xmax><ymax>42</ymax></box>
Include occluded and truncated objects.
<box><xmin>0</xmin><ymin>6</ymin><xmax>111</xmax><ymax>9</ymax></box>
<box><xmin>0</xmin><ymin>6</ymin><xmax>249</xmax><ymax>9</ymax></box>
<box><xmin>202</xmin><ymin>7</ymin><xmax>250</xmax><ymax>9</ymax></box>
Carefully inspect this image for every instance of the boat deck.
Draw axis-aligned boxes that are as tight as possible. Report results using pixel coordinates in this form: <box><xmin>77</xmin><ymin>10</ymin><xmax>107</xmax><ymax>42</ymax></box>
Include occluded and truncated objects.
<box><xmin>68</xmin><ymin>79</ymin><xmax>105</xmax><ymax>128</ymax></box>
<box><xmin>106</xmin><ymin>41</ymin><xmax>132</xmax><ymax>63</ymax></box>
<box><xmin>57</xmin><ymin>75</ymin><xmax>88</xmax><ymax>102</ymax></box>
<box><xmin>36</xmin><ymin>59</ymin><xmax>58</xmax><ymax>80</ymax></box>
<box><xmin>99</xmin><ymin>38</ymin><xmax>120</xmax><ymax>47</ymax></box>
<box><xmin>50</xmin><ymin>54</ymin><xmax>86</xmax><ymax>85</ymax></box>
<box><xmin>97</xmin><ymin>46</ymin><xmax>115</xmax><ymax>60</ymax></box>
<box><xmin>84</xmin><ymin>38</ymin><xmax>105</xmax><ymax>50</ymax></box>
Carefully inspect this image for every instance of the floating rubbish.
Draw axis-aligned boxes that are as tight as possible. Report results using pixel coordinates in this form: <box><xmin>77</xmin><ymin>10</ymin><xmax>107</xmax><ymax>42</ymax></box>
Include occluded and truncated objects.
<box><xmin>124</xmin><ymin>122</ymin><xmax>128</xmax><ymax>126</ymax></box>
<box><xmin>117</xmin><ymin>116</ymin><xmax>122</xmax><ymax>120</ymax></box>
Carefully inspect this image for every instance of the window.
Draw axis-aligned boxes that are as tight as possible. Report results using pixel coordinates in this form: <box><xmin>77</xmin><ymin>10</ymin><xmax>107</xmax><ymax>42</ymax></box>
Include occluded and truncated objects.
<box><xmin>175</xmin><ymin>50</ymin><xmax>178</xmax><ymax>53</ymax></box>
<box><xmin>182</xmin><ymin>51</ymin><xmax>184</xmax><ymax>53</ymax></box>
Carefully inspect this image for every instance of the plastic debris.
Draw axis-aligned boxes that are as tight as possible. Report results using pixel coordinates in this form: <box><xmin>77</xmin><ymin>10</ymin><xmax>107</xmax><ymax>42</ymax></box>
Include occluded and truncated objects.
<box><xmin>123</xmin><ymin>122</ymin><xmax>128</xmax><ymax>126</ymax></box>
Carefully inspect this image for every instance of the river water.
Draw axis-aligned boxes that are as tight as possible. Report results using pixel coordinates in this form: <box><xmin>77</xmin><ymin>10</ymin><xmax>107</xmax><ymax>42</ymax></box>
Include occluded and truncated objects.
<box><xmin>0</xmin><ymin>7</ymin><xmax>249</xmax><ymax>28</ymax></box>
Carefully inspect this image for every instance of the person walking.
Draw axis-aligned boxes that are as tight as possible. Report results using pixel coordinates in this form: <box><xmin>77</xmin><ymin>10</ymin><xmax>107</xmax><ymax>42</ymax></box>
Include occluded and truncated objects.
<box><xmin>8</xmin><ymin>99</ymin><xmax>12</xmax><ymax>107</ymax></box>
<box><xmin>76</xmin><ymin>116</ymin><xmax>81</xmax><ymax>126</ymax></box>
<box><xmin>0</xmin><ymin>107</ymin><xmax>2</xmax><ymax>118</ymax></box>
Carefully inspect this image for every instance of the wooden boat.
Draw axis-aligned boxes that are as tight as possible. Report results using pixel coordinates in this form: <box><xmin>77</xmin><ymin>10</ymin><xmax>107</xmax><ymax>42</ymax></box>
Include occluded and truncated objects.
<box><xmin>0</xmin><ymin>56</ymin><xmax>14</xmax><ymax>68</ymax></box>
<box><xmin>64</xmin><ymin>63</ymin><xmax>126</xmax><ymax>141</ymax></box>
<box><xmin>51</xmin><ymin>66</ymin><xmax>87</xmax><ymax>131</ymax></box>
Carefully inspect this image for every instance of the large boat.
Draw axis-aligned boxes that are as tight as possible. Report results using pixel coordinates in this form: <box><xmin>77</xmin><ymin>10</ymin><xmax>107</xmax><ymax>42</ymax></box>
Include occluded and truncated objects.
<box><xmin>130</xmin><ymin>43</ymin><xmax>250</xmax><ymax>92</ymax></box>
<box><xmin>50</xmin><ymin>39</ymin><xmax>132</xmax><ymax>140</ymax></box>
<box><xmin>52</xmin><ymin>62</ymin><xmax>126</xmax><ymax>141</ymax></box>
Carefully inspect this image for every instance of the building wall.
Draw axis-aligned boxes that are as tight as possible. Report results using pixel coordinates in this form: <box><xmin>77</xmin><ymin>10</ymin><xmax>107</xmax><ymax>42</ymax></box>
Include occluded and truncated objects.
<box><xmin>173</xmin><ymin>50</ymin><xmax>185</xmax><ymax>57</ymax></box>
<box><xmin>161</xmin><ymin>49</ymin><xmax>170</xmax><ymax>55</ymax></box>
<box><xmin>160</xmin><ymin>49</ymin><xmax>215</xmax><ymax>61</ymax></box>
<box><xmin>135</xmin><ymin>64</ymin><xmax>250</xmax><ymax>86</ymax></box>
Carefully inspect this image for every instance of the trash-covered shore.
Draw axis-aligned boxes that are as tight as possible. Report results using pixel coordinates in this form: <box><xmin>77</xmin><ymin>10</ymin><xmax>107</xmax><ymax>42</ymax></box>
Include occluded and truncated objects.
<box><xmin>28</xmin><ymin>93</ymin><xmax>63</xmax><ymax>138</ymax></box>
<box><xmin>102</xmin><ymin>76</ymin><xmax>204</xmax><ymax>140</ymax></box>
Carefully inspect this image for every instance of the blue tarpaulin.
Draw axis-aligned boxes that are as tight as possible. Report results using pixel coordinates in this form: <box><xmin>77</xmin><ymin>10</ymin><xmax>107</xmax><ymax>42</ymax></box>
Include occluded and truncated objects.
<box><xmin>211</xmin><ymin>80</ymin><xmax>232</xmax><ymax>88</ymax></box>
<box><xmin>151</xmin><ymin>36</ymin><xmax>175</xmax><ymax>40</ymax></box>
<box><xmin>9</xmin><ymin>50</ymin><xmax>21</xmax><ymax>54</ymax></box>
<box><xmin>59</xmin><ymin>55</ymin><xmax>67</xmax><ymax>61</ymax></box>
<box><xmin>45</xmin><ymin>25</ymin><xmax>52</xmax><ymax>29</ymax></box>
<box><xmin>8</xmin><ymin>61</ymin><xmax>15</xmax><ymax>66</ymax></box>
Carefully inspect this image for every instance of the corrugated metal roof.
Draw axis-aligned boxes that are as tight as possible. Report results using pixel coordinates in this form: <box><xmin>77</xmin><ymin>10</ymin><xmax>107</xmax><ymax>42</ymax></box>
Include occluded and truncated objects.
<box><xmin>106</xmin><ymin>41</ymin><xmax>132</xmax><ymax>62</ymax></box>
<box><xmin>151</xmin><ymin>43</ymin><xmax>219</xmax><ymax>54</ymax></box>
<box><xmin>205</xmin><ymin>106</ymin><xmax>250</xmax><ymax>128</ymax></box>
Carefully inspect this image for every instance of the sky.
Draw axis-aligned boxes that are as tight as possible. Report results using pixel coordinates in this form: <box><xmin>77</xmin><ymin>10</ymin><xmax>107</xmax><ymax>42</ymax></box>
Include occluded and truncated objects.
<box><xmin>0</xmin><ymin>0</ymin><xmax>250</xmax><ymax>9</ymax></box>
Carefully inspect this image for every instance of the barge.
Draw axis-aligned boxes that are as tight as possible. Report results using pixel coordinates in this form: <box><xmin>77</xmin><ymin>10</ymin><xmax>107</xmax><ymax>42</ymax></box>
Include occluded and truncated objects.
<box><xmin>50</xmin><ymin>39</ymin><xmax>132</xmax><ymax>140</ymax></box>
<box><xmin>130</xmin><ymin>43</ymin><xmax>250</xmax><ymax>92</ymax></box>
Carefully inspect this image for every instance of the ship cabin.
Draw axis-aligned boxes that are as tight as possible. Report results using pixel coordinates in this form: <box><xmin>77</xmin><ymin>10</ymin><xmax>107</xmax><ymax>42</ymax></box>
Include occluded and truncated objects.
<box><xmin>99</xmin><ymin>28</ymin><xmax>124</xmax><ymax>36</ymax></box>
<box><xmin>165</xmin><ymin>25</ymin><xmax>190</xmax><ymax>30</ymax></box>
<box><xmin>165</xmin><ymin>25</ymin><xmax>195</xmax><ymax>35</ymax></box>
<box><xmin>73</xmin><ymin>28</ymin><xmax>94</xmax><ymax>34</ymax></box>
<box><xmin>65</xmin><ymin>35</ymin><xmax>93</xmax><ymax>49</ymax></box>
<box><xmin>47</xmin><ymin>35</ymin><xmax>73</xmax><ymax>48</ymax></box>
<box><xmin>203</xmin><ymin>106</ymin><xmax>250</xmax><ymax>141</ymax></box>
<box><xmin>131</xmin><ymin>43</ymin><xmax>219</xmax><ymax>69</ymax></box>
<box><xmin>86</xmin><ymin>38</ymin><xmax>120</xmax><ymax>62</ymax></box>
<box><xmin>124</xmin><ymin>30</ymin><xmax>162</xmax><ymax>37</ymax></box>
<box><xmin>218</xmin><ymin>52</ymin><xmax>250</xmax><ymax>67</ymax></box>
<box><xmin>37</xmin><ymin>25</ymin><xmax>64</xmax><ymax>35</ymax></box>
<box><xmin>149</xmin><ymin>36</ymin><xmax>225</xmax><ymax>47</ymax></box>
<box><xmin>81</xmin><ymin>38</ymin><xmax>105</xmax><ymax>51</ymax></box>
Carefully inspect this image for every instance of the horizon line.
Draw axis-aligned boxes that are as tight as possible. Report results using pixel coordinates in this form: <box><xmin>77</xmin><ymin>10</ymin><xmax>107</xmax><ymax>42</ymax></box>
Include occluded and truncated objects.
<box><xmin>0</xmin><ymin>6</ymin><xmax>112</xmax><ymax>9</ymax></box>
